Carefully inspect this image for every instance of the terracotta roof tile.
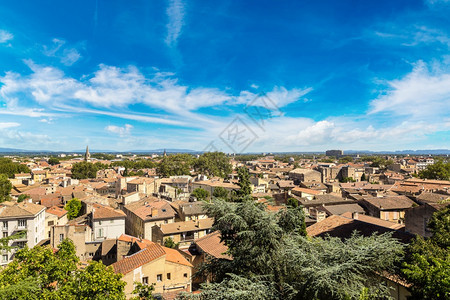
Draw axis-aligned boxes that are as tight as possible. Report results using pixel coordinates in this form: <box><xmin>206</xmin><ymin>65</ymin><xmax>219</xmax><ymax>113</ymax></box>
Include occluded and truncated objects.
<box><xmin>112</xmin><ymin>243</ymin><xmax>166</xmax><ymax>275</ymax></box>
<box><xmin>46</xmin><ymin>206</ymin><xmax>68</xmax><ymax>218</ymax></box>
<box><xmin>92</xmin><ymin>203</ymin><xmax>126</xmax><ymax>220</ymax></box>
<box><xmin>195</xmin><ymin>231</ymin><xmax>231</xmax><ymax>260</ymax></box>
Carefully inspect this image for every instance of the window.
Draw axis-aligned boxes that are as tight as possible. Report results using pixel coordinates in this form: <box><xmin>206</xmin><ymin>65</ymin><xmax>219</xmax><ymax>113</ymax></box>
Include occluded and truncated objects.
<box><xmin>2</xmin><ymin>232</ymin><xmax>7</xmax><ymax>238</ymax></box>
<box><xmin>156</xmin><ymin>274</ymin><xmax>162</xmax><ymax>282</ymax></box>
<box><xmin>98</xmin><ymin>228</ymin><xmax>103</xmax><ymax>237</ymax></box>
<box><xmin>184</xmin><ymin>273</ymin><xmax>188</xmax><ymax>278</ymax></box>
<box><xmin>89</xmin><ymin>252</ymin><xmax>94</xmax><ymax>257</ymax></box>
<box><xmin>17</xmin><ymin>241</ymin><xmax>26</xmax><ymax>248</ymax></box>
<box><xmin>98</xmin><ymin>221</ymin><xmax>102</xmax><ymax>225</ymax></box>
<box><xmin>59</xmin><ymin>233</ymin><xmax>64</xmax><ymax>242</ymax></box>
<box><xmin>142</xmin><ymin>277</ymin><xmax>148</xmax><ymax>285</ymax></box>
<box><xmin>18</xmin><ymin>219</ymin><xmax>27</xmax><ymax>228</ymax></box>
<box><xmin>167</xmin><ymin>273</ymin><xmax>171</xmax><ymax>280</ymax></box>
<box><xmin>393</xmin><ymin>212</ymin><xmax>399</xmax><ymax>220</ymax></box>
<box><xmin>2</xmin><ymin>255</ymin><xmax>8</xmax><ymax>262</ymax></box>
<box><xmin>2</xmin><ymin>221</ymin><xmax>7</xmax><ymax>230</ymax></box>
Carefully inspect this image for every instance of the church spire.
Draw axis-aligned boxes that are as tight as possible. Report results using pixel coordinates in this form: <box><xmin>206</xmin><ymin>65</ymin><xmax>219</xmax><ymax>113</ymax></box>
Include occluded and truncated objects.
<box><xmin>163</xmin><ymin>149</ymin><xmax>167</xmax><ymax>157</ymax></box>
<box><xmin>85</xmin><ymin>145</ymin><xmax>90</xmax><ymax>161</ymax></box>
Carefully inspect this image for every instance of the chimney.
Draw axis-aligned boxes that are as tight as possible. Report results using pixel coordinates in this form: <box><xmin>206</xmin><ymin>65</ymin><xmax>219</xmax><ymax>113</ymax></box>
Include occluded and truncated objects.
<box><xmin>352</xmin><ymin>212</ymin><xmax>359</xmax><ymax>219</ymax></box>
<box><xmin>151</xmin><ymin>208</ymin><xmax>158</xmax><ymax>217</ymax></box>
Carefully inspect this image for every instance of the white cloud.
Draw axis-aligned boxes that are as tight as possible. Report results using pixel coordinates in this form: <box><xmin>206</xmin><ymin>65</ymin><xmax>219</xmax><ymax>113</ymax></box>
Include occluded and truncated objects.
<box><xmin>165</xmin><ymin>0</ymin><xmax>185</xmax><ymax>47</ymax></box>
<box><xmin>0</xmin><ymin>30</ymin><xmax>13</xmax><ymax>43</ymax></box>
<box><xmin>105</xmin><ymin>124</ymin><xmax>133</xmax><ymax>137</ymax></box>
<box><xmin>43</xmin><ymin>38</ymin><xmax>82</xmax><ymax>66</ymax></box>
<box><xmin>0</xmin><ymin>122</ymin><xmax>20</xmax><ymax>129</ymax></box>
<box><xmin>369</xmin><ymin>61</ymin><xmax>450</xmax><ymax>118</ymax></box>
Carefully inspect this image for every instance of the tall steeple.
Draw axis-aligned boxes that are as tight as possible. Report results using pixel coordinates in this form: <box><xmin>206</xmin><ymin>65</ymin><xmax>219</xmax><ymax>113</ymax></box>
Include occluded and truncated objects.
<box><xmin>163</xmin><ymin>149</ymin><xmax>167</xmax><ymax>157</ymax></box>
<box><xmin>85</xmin><ymin>145</ymin><xmax>90</xmax><ymax>161</ymax></box>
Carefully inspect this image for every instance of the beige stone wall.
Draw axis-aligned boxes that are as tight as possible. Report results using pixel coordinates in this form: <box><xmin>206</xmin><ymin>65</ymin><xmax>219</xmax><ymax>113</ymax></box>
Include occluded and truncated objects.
<box><xmin>121</xmin><ymin>256</ymin><xmax>192</xmax><ymax>298</ymax></box>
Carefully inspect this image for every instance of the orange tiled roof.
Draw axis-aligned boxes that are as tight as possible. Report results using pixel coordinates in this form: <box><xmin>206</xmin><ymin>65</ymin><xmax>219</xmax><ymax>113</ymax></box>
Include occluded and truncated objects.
<box><xmin>92</xmin><ymin>203</ymin><xmax>126</xmax><ymax>220</ymax></box>
<box><xmin>194</xmin><ymin>231</ymin><xmax>231</xmax><ymax>260</ymax></box>
<box><xmin>112</xmin><ymin>244</ymin><xmax>166</xmax><ymax>275</ymax></box>
<box><xmin>46</xmin><ymin>206</ymin><xmax>68</xmax><ymax>218</ymax></box>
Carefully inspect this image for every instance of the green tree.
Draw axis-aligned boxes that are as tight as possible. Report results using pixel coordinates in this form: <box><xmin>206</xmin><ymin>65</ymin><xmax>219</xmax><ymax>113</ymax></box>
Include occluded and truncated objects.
<box><xmin>64</xmin><ymin>198</ymin><xmax>82</xmax><ymax>220</ymax></box>
<box><xmin>419</xmin><ymin>161</ymin><xmax>450</xmax><ymax>180</ymax></box>
<box><xmin>164</xmin><ymin>237</ymin><xmax>178</xmax><ymax>249</ymax></box>
<box><xmin>192</xmin><ymin>188</ymin><xmax>210</xmax><ymax>201</ymax></box>
<box><xmin>191</xmin><ymin>199</ymin><xmax>404</xmax><ymax>300</ymax></box>
<box><xmin>338</xmin><ymin>156</ymin><xmax>353</xmax><ymax>164</ymax></box>
<box><xmin>212</xmin><ymin>186</ymin><xmax>229</xmax><ymax>200</ymax></box>
<box><xmin>132</xmin><ymin>282</ymin><xmax>156</xmax><ymax>300</ymax></box>
<box><xmin>236</xmin><ymin>167</ymin><xmax>251</xmax><ymax>197</ymax></box>
<box><xmin>0</xmin><ymin>158</ymin><xmax>30</xmax><ymax>178</ymax></box>
<box><xmin>71</xmin><ymin>162</ymin><xmax>106</xmax><ymax>179</ymax></box>
<box><xmin>402</xmin><ymin>205</ymin><xmax>450</xmax><ymax>299</ymax></box>
<box><xmin>0</xmin><ymin>231</ymin><xmax>26</xmax><ymax>252</ymax></box>
<box><xmin>0</xmin><ymin>174</ymin><xmax>12</xmax><ymax>203</ymax></box>
<box><xmin>48</xmin><ymin>157</ymin><xmax>60</xmax><ymax>166</ymax></box>
<box><xmin>194</xmin><ymin>152</ymin><xmax>232</xmax><ymax>178</ymax></box>
<box><xmin>157</xmin><ymin>154</ymin><xmax>194</xmax><ymax>177</ymax></box>
<box><xmin>360</xmin><ymin>173</ymin><xmax>366</xmax><ymax>181</ymax></box>
<box><xmin>17</xmin><ymin>194</ymin><xmax>30</xmax><ymax>203</ymax></box>
<box><xmin>0</xmin><ymin>239</ymin><xmax>126</xmax><ymax>299</ymax></box>
<box><xmin>287</xmin><ymin>197</ymin><xmax>298</xmax><ymax>208</ymax></box>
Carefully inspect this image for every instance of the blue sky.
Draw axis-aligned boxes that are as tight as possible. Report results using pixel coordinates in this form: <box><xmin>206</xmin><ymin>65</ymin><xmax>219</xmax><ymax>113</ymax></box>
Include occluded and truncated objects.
<box><xmin>0</xmin><ymin>0</ymin><xmax>449</xmax><ymax>152</ymax></box>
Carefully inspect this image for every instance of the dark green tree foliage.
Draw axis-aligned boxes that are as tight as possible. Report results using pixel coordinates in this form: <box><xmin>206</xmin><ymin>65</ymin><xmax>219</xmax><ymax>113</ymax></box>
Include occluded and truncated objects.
<box><xmin>0</xmin><ymin>173</ymin><xmax>12</xmax><ymax>202</ymax></box>
<box><xmin>192</xmin><ymin>188</ymin><xmax>210</xmax><ymax>201</ymax></box>
<box><xmin>48</xmin><ymin>157</ymin><xmax>60</xmax><ymax>166</ymax></box>
<box><xmin>212</xmin><ymin>186</ymin><xmax>229</xmax><ymax>200</ymax></box>
<box><xmin>131</xmin><ymin>282</ymin><xmax>156</xmax><ymax>300</ymax></box>
<box><xmin>402</xmin><ymin>205</ymin><xmax>450</xmax><ymax>299</ymax></box>
<box><xmin>236</xmin><ymin>167</ymin><xmax>251</xmax><ymax>197</ymax></box>
<box><xmin>188</xmin><ymin>199</ymin><xmax>404</xmax><ymax>300</ymax></box>
<box><xmin>71</xmin><ymin>162</ymin><xmax>107</xmax><ymax>179</ymax></box>
<box><xmin>0</xmin><ymin>239</ymin><xmax>125</xmax><ymax>299</ymax></box>
<box><xmin>360</xmin><ymin>173</ymin><xmax>366</xmax><ymax>181</ymax></box>
<box><xmin>157</xmin><ymin>154</ymin><xmax>194</xmax><ymax>177</ymax></box>
<box><xmin>419</xmin><ymin>160</ymin><xmax>450</xmax><ymax>180</ymax></box>
<box><xmin>287</xmin><ymin>197</ymin><xmax>298</xmax><ymax>208</ymax></box>
<box><xmin>17</xmin><ymin>194</ymin><xmax>30</xmax><ymax>203</ymax></box>
<box><xmin>195</xmin><ymin>152</ymin><xmax>232</xmax><ymax>178</ymax></box>
<box><xmin>0</xmin><ymin>158</ymin><xmax>30</xmax><ymax>178</ymax></box>
<box><xmin>338</xmin><ymin>156</ymin><xmax>353</xmax><ymax>164</ymax></box>
<box><xmin>164</xmin><ymin>237</ymin><xmax>178</xmax><ymax>249</ymax></box>
<box><xmin>111</xmin><ymin>159</ymin><xmax>156</xmax><ymax>170</ymax></box>
<box><xmin>64</xmin><ymin>198</ymin><xmax>82</xmax><ymax>220</ymax></box>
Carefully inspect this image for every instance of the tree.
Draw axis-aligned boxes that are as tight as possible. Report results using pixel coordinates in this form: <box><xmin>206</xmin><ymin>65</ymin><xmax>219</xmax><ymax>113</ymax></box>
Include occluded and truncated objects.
<box><xmin>0</xmin><ymin>174</ymin><xmax>12</xmax><ymax>203</ymax></box>
<box><xmin>402</xmin><ymin>205</ymin><xmax>450</xmax><ymax>299</ymax></box>
<box><xmin>0</xmin><ymin>231</ymin><xmax>26</xmax><ymax>252</ymax></box>
<box><xmin>71</xmin><ymin>162</ymin><xmax>106</xmax><ymax>179</ymax></box>
<box><xmin>190</xmin><ymin>199</ymin><xmax>404</xmax><ymax>300</ymax></box>
<box><xmin>157</xmin><ymin>154</ymin><xmax>194</xmax><ymax>177</ymax></box>
<box><xmin>64</xmin><ymin>198</ymin><xmax>82</xmax><ymax>220</ymax></box>
<box><xmin>17</xmin><ymin>194</ymin><xmax>30</xmax><ymax>203</ymax></box>
<box><xmin>0</xmin><ymin>158</ymin><xmax>30</xmax><ymax>178</ymax></box>
<box><xmin>164</xmin><ymin>237</ymin><xmax>178</xmax><ymax>249</ymax></box>
<box><xmin>419</xmin><ymin>161</ymin><xmax>450</xmax><ymax>180</ymax></box>
<box><xmin>236</xmin><ymin>167</ymin><xmax>251</xmax><ymax>197</ymax></box>
<box><xmin>338</xmin><ymin>156</ymin><xmax>353</xmax><ymax>164</ymax></box>
<box><xmin>194</xmin><ymin>152</ymin><xmax>232</xmax><ymax>178</ymax></box>
<box><xmin>132</xmin><ymin>282</ymin><xmax>156</xmax><ymax>300</ymax></box>
<box><xmin>48</xmin><ymin>157</ymin><xmax>60</xmax><ymax>166</ymax></box>
<box><xmin>0</xmin><ymin>239</ymin><xmax>126</xmax><ymax>299</ymax></box>
<box><xmin>192</xmin><ymin>188</ymin><xmax>210</xmax><ymax>201</ymax></box>
<box><xmin>212</xmin><ymin>186</ymin><xmax>229</xmax><ymax>200</ymax></box>
<box><xmin>287</xmin><ymin>197</ymin><xmax>298</xmax><ymax>208</ymax></box>
<box><xmin>360</xmin><ymin>173</ymin><xmax>366</xmax><ymax>181</ymax></box>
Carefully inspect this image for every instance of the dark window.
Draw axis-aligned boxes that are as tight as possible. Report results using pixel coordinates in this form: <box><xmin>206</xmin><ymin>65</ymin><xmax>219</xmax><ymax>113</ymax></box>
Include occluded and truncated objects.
<box><xmin>157</xmin><ymin>274</ymin><xmax>162</xmax><ymax>282</ymax></box>
<box><xmin>142</xmin><ymin>277</ymin><xmax>149</xmax><ymax>285</ymax></box>
<box><xmin>167</xmin><ymin>273</ymin><xmax>171</xmax><ymax>280</ymax></box>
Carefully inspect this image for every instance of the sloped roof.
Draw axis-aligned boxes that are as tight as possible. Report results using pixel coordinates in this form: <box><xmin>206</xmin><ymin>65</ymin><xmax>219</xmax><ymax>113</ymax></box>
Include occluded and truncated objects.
<box><xmin>0</xmin><ymin>202</ymin><xmax>45</xmax><ymax>218</ymax></box>
<box><xmin>92</xmin><ymin>203</ymin><xmax>126</xmax><ymax>220</ymax></box>
<box><xmin>159</xmin><ymin>218</ymin><xmax>214</xmax><ymax>234</ymax></box>
<box><xmin>195</xmin><ymin>231</ymin><xmax>231</xmax><ymax>260</ymax></box>
<box><xmin>125</xmin><ymin>199</ymin><xmax>176</xmax><ymax>221</ymax></box>
<box><xmin>112</xmin><ymin>244</ymin><xmax>166</xmax><ymax>275</ymax></box>
<box><xmin>46</xmin><ymin>206</ymin><xmax>68</xmax><ymax>218</ymax></box>
<box><xmin>362</xmin><ymin>195</ymin><xmax>415</xmax><ymax>210</ymax></box>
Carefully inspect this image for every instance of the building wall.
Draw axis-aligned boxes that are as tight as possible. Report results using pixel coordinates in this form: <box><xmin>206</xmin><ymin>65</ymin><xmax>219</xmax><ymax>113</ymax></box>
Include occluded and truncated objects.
<box><xmin>51</xmin><ymin>225</ymin><xmax>92</xmax><ymax>260</ymax></box>
<box><xmin>144</xmin><ymin>218</ymin><xmax>174</xmax><ymax>241</ymax></box>
<box><xmin>405</xmin><ymin>205</ymin><xmax>437</xmax><ymax>238</ymax></box>
<box><xmin>121</xmin><ymin>256</ymin><xmax>192</xmax><ymax>298</ymax></box>
<box><xmin>92</xmin><ymin>218</ymin><xmax>125</xmax><ymax>241</ymax></box>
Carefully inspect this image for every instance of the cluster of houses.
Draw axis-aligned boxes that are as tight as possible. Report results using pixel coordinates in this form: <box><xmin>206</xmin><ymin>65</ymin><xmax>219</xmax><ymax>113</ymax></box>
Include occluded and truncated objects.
<box><xmin>0</xmin><ymin>151</ymin><xmax>448</xmax><ymax>299</ymax></box>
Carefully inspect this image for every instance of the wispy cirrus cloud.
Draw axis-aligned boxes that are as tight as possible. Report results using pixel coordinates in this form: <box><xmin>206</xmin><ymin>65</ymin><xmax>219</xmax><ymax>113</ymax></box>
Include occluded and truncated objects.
<box><xmin>0</xmin><ymin>29</ymin><xmax>13</xmax><ymax>43</ymax></box>
<box><xmin>0</xmin><ymin>122</ymin><xmax>20</xmax><ymax>129</ymax></box>
<box><xmin>165</xmin><ymin>0</ymin><xmax>185</xmax><ymax>47</ymax></box>
<box><xmin>43</xmin><ymin>38</ymin><xmax>82</xmax><ymax>66</ymax></box>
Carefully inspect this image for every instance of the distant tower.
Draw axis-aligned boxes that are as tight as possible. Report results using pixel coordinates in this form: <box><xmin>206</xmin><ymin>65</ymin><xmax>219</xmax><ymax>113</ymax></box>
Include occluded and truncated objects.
<box><xmin>163</xmin><ymin>149</ymin><xmax>167</xmax><ymax>157</ymax></box>
<box><xmin>85</xmin><ymin>145</ymin><xmax>91</xmax><ymax>161</ymax></box>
